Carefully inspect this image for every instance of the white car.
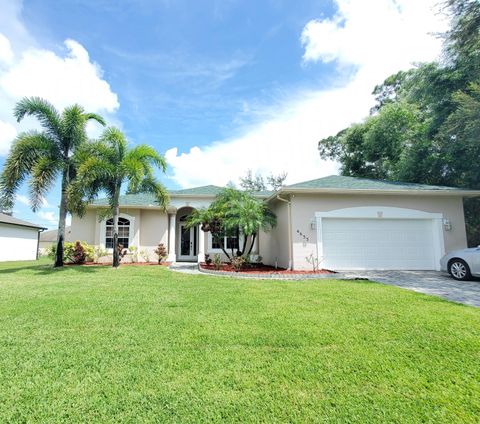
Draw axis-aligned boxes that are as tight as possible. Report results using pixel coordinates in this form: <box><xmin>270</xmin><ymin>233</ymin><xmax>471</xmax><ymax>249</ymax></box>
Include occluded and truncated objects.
<box><xmin>440</xmin><ymin>247</ymin><xmax>480</xmax><ymax>281</ymax></box>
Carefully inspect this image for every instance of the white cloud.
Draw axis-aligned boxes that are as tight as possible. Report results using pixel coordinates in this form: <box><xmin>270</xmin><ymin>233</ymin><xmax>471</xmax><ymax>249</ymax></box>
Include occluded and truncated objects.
<box><xmin>166</xmin><ymin>0</ymin><xmax>448</xmax><ymax>188</ymax></box>
<box><xmin>0</xmin><ymin>120</ymin><xmax>17</xmax><ymax>155</ymax></box>
<box><xmin>38</xmin><ymin>210</ymin><xmax>56</xmax><ymax>224</ymax></box>
<box><xmin>0</xmin><ymin>38</ymin><xmax>119</xmax><ymax>115</ymax></box>
<box><xmin>0</xmin><ymin>1</ymin><xmax>119</xmax><ymax>156</ymax></box>
<box><xmin>16</xmin><ymin>193</ymin><xmax>49</xmax><ymax>208</ymax></box>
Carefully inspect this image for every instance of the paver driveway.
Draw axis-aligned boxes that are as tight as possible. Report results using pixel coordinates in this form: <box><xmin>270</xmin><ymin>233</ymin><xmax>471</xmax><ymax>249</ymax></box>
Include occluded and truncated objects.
<box><xmin>344</xmin><ymin>270</ymin><xmax>480</xmax><ymax>307</ymax></box>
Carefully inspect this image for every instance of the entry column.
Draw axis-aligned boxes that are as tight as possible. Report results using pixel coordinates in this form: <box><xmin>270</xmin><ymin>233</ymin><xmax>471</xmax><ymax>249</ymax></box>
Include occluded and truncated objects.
<box><xmin>167</xmin><ymin>213</ymin><xmax>176</xmax><ymax>262</ymax></box>
<box><xmin>197</xmin><ymin>226</ymin><xmax>205</xmax><ymax>263</ymax></box>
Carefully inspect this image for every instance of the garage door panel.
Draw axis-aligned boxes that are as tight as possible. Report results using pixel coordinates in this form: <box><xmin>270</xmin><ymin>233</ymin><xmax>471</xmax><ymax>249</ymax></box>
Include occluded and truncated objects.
<box><xmin>322</xmin><ymin>218</ymin><xmax>436</xmax><ymax>270</ymax></box>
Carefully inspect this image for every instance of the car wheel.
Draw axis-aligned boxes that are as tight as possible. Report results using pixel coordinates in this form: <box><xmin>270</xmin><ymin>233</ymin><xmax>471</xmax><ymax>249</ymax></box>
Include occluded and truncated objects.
<box><xmin>448</xmin><ymin>259</ymin><xmax>472</xmax><ymax>281</ymax></box>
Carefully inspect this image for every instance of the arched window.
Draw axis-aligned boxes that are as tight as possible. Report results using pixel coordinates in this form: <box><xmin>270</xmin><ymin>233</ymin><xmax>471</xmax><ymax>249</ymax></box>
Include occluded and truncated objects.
<box><xmin>105</xmin><ymin>217</ymin><xmax>130</xmax><ymax>248</ymax></box>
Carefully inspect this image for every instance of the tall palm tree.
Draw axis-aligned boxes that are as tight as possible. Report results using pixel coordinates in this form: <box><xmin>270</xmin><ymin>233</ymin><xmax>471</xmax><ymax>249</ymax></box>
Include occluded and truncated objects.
<box><xmin>73</xmin><ymin>127</ymin><xmax>168</xmax><ymax>267</ymax></box>
<box><xmin>0</xmin><ymin>97</ymin><xmax>105</xmax><ymax>267</ymax></box>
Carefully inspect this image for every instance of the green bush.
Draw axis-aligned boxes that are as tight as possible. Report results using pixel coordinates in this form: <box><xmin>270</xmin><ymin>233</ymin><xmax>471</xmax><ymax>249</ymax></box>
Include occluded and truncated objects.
<box><xmin>48</xmin><ymin>241</ymin><xmax>94</xmax><ymax>263</ymax></box>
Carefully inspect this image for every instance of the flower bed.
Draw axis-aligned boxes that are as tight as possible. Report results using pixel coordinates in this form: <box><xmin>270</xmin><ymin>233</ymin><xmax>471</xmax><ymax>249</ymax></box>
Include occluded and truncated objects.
<box><xmin>200</xmin><ymin>263</ymin><xmax>334</xmax><ymax>275</ymax></box>
<box><xmin>65</xmin><ymin>262</ymin><xmax>172</xmax><ymax>267</ymax></box>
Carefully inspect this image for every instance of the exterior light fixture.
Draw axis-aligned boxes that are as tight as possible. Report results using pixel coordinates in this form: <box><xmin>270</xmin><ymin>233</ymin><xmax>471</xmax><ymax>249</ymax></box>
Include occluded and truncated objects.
<box><xmin>443</xmin><ymin>218</ymin><xmax>452</xmax><ymax>231</ymax></box>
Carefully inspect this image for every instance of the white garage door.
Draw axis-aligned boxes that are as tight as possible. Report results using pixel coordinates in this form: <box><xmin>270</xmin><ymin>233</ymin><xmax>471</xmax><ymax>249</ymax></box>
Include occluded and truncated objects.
<box><xmin>0</xmin><ymin>223</ymin><xmax>39</xmax><ymax>261</ymax></box>
<box><xmin>322</xmin><ymin>218</ymin><xmax>437</xmax><ymax>270</ymax></box>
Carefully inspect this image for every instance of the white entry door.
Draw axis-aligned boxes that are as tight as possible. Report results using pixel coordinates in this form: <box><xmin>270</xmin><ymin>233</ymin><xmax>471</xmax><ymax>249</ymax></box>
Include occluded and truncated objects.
<box><xmin>178</xmin><ymin>223</ymin><xmax>196</xmax><ymax>261</ymax></box>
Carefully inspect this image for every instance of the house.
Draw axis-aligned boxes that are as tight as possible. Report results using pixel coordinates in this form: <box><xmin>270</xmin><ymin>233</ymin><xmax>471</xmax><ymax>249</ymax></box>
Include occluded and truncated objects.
<box><xmin>0</xmin><ymin>212</ymin><xmax>46</xmax><ymax>261</ymax></box>
<box><xmin>38</xmin><ymin>226</ymin><xmax>72</xmax><ymax>253</ymax></box>
<box><xmin>70</xmin><ymin>175</ymin><xmax>480</xmax><ymax>271</ymax></box>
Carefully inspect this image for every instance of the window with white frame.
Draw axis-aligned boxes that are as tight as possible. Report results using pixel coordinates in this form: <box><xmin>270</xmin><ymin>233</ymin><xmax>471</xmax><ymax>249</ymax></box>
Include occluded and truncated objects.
<box><xmin>105</xmin><ymin>217</ymin><xmax>130</xmax><ymax>248</ymax></box>
<box><xmin>210</xmin><ymin>228</ymin><xmax>242</xmax><ymax>251</ymax></box>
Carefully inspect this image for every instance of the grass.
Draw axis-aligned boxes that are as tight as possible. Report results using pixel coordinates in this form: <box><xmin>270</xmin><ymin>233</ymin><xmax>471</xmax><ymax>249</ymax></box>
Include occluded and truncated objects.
<box><xmin>0</xmin><ymin>258</ymin><xmax>479</xmax><ymax>423</ymax></box>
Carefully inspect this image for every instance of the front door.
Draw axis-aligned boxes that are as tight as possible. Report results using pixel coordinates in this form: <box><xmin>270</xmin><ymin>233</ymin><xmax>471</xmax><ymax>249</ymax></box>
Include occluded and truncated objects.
<box><xmin>178</xmin><ymin>223</ymin><xmax>195</xmax><ymax>261</ymax></box>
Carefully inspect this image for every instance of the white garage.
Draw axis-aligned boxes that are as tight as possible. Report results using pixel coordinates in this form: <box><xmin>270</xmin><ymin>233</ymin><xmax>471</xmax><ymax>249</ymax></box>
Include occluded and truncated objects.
<box><xmin>316</xmin><ymin>207</ymin><xmax>444</xmax><ymax>271</ymax></box>
<box><xmin>0</xmin><ymin>213</ymin><xmax>46</xmax><ymax>262</ymax></box>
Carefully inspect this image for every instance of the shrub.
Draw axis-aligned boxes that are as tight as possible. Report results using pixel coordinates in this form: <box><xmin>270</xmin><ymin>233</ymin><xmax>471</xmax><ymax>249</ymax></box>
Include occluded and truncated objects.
<box><xmin>230</xmin><ymin>256</ymin><xmax>245</xmax><ymax>272</ymax></box>
<box><xmin>93</xmin><ymin>246</ymin><xmax>108</xmax><ymax>263</ymax></box>
<box><xmin>72</xmin><ymin>241</ymin><xmax>86</xmax><ymax>264</ymax></box>
<box><xmin>305</xmin><ymin>253</ymin><xmax>322</xmax><ymax>271</ymax></box>
<box><xmin>213</xmin><ymin>253</ymin><xmax>222</xmax><ymax>270</ymax></box>
<box><xmin>48</xmin><ymin>241</ymin><xmax>94</xmax><ymax>263</ymax></box>
<box><xmin>154</xmin><ymin>243</ymin><xmax>168</xmax><ymax>264</ymax></box>
<box><xmin>140</xmin><ymin>249</ymin><xmax>150</xmax><ymax>263</ymax></box>
<box><xmin>204</xmin><ymin>254</ymin><xmax>212</xmax><ymax>265</ymax></box>
<box><xmin>129</xmin><ymin>246</ymin><xmax>139</xmax><ymax>263</ymax></box>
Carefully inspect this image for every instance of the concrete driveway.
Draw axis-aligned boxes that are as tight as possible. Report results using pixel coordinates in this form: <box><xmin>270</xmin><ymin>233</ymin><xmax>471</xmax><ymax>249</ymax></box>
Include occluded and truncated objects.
<box><xmin>343</xmin><ymin>270</ymin><xmax>480</xmax><ymax>308</ymax></box>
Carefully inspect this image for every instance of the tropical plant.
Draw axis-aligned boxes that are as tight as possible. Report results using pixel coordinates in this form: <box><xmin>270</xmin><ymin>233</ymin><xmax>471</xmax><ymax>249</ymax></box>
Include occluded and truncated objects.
<box><xmin>0</xmin><ymin>97</ymin><xmax>105</xmax><ymax>267</ymax></box>
<box><xmin>154</xmin><ymin>243</ymin><xmax>168</xmax><ymax>264</ymax></box>
<box><xmin>230</xmin><ymin>255</ymin><xmax>245</xmax><ymax>272</ymax></box>
<box><xmin>129</xmin><ymin>246</ymin><xmax>139</xmax><ymax>263</ymax></box>
<box><xmin>140</xmin><ymin>249</ymin><xmax>150</xmax><ymax>263</ymax></box>
<box><xmin>212</xmin><ymin>253</ymin><xmax>222</xmax><ymax>270</ymax></box>
<box><xmin>93</xmin><ymin>246</ymin><xmax>108</xmax><ymax>263</ymax></box>
<box><xmin>187</xmin><ymin>187</ymin><xmax>276</xmax><ymax>259</ymax></box>
<box><xmin>47</xmin><ymin>241</ymin><xmax>94</xmax><ymax>263</ymax></box>
<box><xmin>305</xmin><ymin>253</ymin><xmax>322</xmax><ymax>272</ymax></box>
<box><xmin>72</xmin><ymin>127</ymin><xmax>168</xmax><ymax>267</ymax></box>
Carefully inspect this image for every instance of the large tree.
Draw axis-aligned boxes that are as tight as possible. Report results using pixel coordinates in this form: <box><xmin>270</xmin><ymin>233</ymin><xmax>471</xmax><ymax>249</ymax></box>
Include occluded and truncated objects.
<box><xmin>0</xmin><ymin>97</ymin><xmax>105</xmax><ymax>267</ymax></box>
<box><xmin>187</xmin><ymin>187</ymin><xmax>276</xmax><ymax>260</ymax></box>
<box><xmin>73</xmin><ymin>127</ymin><xmax>168</xmax><ymax>267</ymax></box>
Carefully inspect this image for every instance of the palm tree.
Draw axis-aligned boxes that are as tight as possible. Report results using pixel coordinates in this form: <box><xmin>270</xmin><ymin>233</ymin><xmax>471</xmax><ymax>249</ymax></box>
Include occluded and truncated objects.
<box><xmin>73</xmin><ymin>127</ymin><xmax>168</xmax><ymax>267</ymax></box>
<box><xmin>0</xmin><ymin>97</ymin><xmax>105</xmax><ymax>267</ymax></box>
<box><xmin>187</xmin><ymin>187</ymin><xmax>276</xmax><ymax>259</ymax></box>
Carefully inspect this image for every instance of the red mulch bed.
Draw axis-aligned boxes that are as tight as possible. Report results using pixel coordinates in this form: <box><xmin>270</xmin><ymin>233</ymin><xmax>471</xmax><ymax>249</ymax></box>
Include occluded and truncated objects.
<box><xmin>200</xmin><ymin>263</ymin><xmax>334</xmax><ymax>274</ymax></box>
<box><xmin>65</xmin><ymin>262</ymin><xmax>172</xmax><ymax>267</ymax></box>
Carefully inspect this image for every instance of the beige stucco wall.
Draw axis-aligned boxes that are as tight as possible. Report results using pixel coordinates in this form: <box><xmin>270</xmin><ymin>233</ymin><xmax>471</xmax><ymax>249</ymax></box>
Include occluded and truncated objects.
<box><xmin>70</xmin><ymin>210</ymin><xmax>97</xmax><ymax>245</ymax></box>
<box><xmin>289</xmin><ymin>193</ymin><xmax>467</xmax><ymax>270</ymax></box>
<box><xmin>260</xmin><ymin>199</ymin><xmax>290</xmax><ymax>269</ymax></box>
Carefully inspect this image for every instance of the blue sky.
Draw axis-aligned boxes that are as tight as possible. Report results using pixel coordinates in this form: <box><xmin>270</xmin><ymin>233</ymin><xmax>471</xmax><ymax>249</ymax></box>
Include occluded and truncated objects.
<box><xmin>0</xmin><ymin>0</ymin><xmax>447</xmax><ymax>228</ymax></box>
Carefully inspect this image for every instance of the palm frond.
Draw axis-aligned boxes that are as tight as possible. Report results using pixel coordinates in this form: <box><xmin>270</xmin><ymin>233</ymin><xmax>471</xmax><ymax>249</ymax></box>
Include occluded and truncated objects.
<box><xmin>14</xmin><ymin>97</ymin><xmax>62</xmax><ymax>141</ymax></box>
<box><xmin>29</xmin><ymin>156</ymin><xmax>60</xmax><ymax>211</ymax></box>
<box><xmin>125</xmin><ymin>144</ymin><xmax>168</xmax><ymax>172</ymax></box>
<box><xmin>127</xmin><ymin>175</ymin><xmax>169</xmax><ymax>210</ymax></box>
<box><xmin>61</xmin><ymin>105</ymin><xmax>89</xmax><ymax>152</ymax></box>
<box><xmin>83</xmin><ymin>112</ymin><xmax>106</xmax><ymax>127</ymax></box>
<box><xmin>0</xmin><ymin>131</ymin><xmax>59</xmax><ymax>209</ymax></box>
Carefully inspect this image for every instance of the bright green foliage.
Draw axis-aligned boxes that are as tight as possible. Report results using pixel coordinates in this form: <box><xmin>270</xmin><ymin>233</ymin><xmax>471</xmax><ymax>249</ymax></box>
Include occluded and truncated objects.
<box><xmin>72</xmin><ymin>127</ymin><xmax>168</xmax><ymax>266</ymax></box>
<box><xmin>47</xmin><ymin>241</ymin><xmax>95</xmax><ymax>263</ymax></box>
<box><xmin>187</xmin><ymin>187</ymin><xmax>276</xmax><ymax>258</ymax></box>
<box><xmin>0</xmin><ymin>259</ymin><xmax>479</xmax><ymax>422</ymax></box>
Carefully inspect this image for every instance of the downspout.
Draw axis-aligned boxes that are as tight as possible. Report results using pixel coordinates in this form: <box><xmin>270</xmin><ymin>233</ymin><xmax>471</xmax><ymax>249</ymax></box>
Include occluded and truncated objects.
<box><xmin>276</xmin><ymin>195</ymin><xmax>293</xmax><ymax>270</ymax></box>
<box><xmin>36</xmin><ymin>228</ymin><xmax>45</xmax><ymax>260</ymax></box>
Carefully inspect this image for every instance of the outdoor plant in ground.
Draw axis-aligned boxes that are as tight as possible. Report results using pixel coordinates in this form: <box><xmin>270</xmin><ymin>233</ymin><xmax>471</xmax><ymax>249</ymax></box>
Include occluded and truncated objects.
<box><xmin>204</xmin><ymin>254</ymin><xmax>212</xmax><ymax>265</ymax></box>
<box><xmin>140</xmin><ymin>249</ymin><xmax>150</xmax><ymax>263</ymax></box>
<box><xmin>72</xmin><ymin>241</ymin><xmax>86</xmax><ymax>264</ymax></box>
<box><xmin>154</xmin><ymin>243</ymin><xmax>168</xmax><ymax>264</ymax></box>
<box><xmin>230</xmin><ymin>255</ymin><xmax>246</xmax><ymax>272</ymax></box>
<box><xmin>129</xmin><ymin>246</ymin><xmax>139</xmax><ymax>263</ymax></box>
<box><xmin>93</xmin><ymin>246</ymin><xmax>108</xmax><ymax>263</ymax></box>
<box><xmin>212</xmin><ymin>253</ymin><xmax>222</xmax><ymax>270</ymax></box>
<box><xmin>305</xmin><ymin>253</ymin><xmax>322</xmax><ymax>271</ymax></box>
<box><xmin>48</xmin><ymin>241</ymin><xmax>94</xmax><ymax>263</ymax></box>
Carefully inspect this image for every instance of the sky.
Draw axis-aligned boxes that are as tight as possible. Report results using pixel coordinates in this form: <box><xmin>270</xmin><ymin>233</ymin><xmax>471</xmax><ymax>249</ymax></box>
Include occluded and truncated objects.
<box><xmin>0</xmin><ymin>0</ymin><xmax>449</xmax><ymax>229</ymax></box>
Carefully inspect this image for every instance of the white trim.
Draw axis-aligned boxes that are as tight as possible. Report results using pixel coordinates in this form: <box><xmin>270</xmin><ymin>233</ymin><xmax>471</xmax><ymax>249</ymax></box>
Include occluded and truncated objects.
<box><xmin>315</xmin><ymin>206</ymin><xmax>444</xmax><ymax>271</ymax></box>
<box><xmin>99</xmin><ymin>212</ymin><xmax>135</xmax><ymax>252</ymax></box>
<box><xmin>177</xmin><ymin>223</ymin><xmax>196</xmax><ymax>261</ymax></box>
<box><xmin>207</xmin><ymin>231</ymin><xmax>245</xmax><ymax>254</ymax></box>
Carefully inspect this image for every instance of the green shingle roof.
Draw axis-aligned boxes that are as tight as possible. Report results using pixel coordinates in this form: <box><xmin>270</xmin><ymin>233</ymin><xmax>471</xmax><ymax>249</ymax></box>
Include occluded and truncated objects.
<box><xmin>285</xmin><ymin>175</ymin><xmax>468</xmax><ymax>192</ymax></box>
<box><xmin>91</xmin><ymin>185</ymin><xmax>272</xmax><ymax>207</ymax></box>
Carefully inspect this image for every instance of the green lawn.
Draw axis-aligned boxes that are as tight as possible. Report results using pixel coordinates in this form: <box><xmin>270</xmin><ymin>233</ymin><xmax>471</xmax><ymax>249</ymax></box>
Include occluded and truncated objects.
<box><xmin>0</xmin><ymin>259</ymin><xmax>479</xmax><ymax>423</ymax></box>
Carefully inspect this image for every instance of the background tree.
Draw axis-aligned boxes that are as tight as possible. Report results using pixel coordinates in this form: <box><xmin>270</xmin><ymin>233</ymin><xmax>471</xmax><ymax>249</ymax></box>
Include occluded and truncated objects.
<box><xmin>0</xmin><ymin>97</ymin><xmax>105</xmax><ymax>267</ymax></box>
<box><xmin>239</xmin><ymin>169</ymin><xmax>287</xmax><ymax>192</ymax></box>
<box><xmin>318</xmin><ymin>0</ymin><xmax>480</xmax><ymax>245</ymax></box>
<box><xmin>187</xmin><ymin>187</ymin><xmax>276</xmax><ymax>260</ymax></box>
<box><xmin>72</xmin><ymin>127</ymin><xmax>168</xmax><ymax>267</ymax></box>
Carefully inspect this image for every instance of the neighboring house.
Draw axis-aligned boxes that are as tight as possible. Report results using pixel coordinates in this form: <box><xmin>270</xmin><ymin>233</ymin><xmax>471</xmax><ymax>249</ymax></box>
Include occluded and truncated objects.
<box><xmin>70</xmin><ymin>175</ymin><xmax>480</xmax><ymax>271</ymax></box>
<box><xmin>0</xmin><ymin>212</ymin><xmax>46</xmax><ymax>261</ymax></box>
<box><xmin>38</xmin><ymin>226</ymin><xmax>72</xmax><ymax>253</ymax></box>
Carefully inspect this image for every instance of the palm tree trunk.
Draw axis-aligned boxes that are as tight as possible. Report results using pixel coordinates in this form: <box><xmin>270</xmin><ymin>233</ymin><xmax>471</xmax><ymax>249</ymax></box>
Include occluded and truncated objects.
<box><xmin>112</xmin><ymin>186</ymin><xmax>120</xmax><ymax>268</ymax></box>
<box><xmin>54</xmin><ymin>167</ymin><xmax>69</xmax><ymax>267</ymax></box>
<box><xmin>247</xmin><ymin>232</ymin><xmax>257</xmax><ymax>255</ymax></box>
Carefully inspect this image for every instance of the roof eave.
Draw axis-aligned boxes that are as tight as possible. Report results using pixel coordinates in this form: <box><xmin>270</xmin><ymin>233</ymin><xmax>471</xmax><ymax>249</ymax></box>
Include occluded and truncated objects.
<box><xmin>267</xmin><ymin>187</ymin><xmax>480</xmax><ymax>201</ymax></box>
